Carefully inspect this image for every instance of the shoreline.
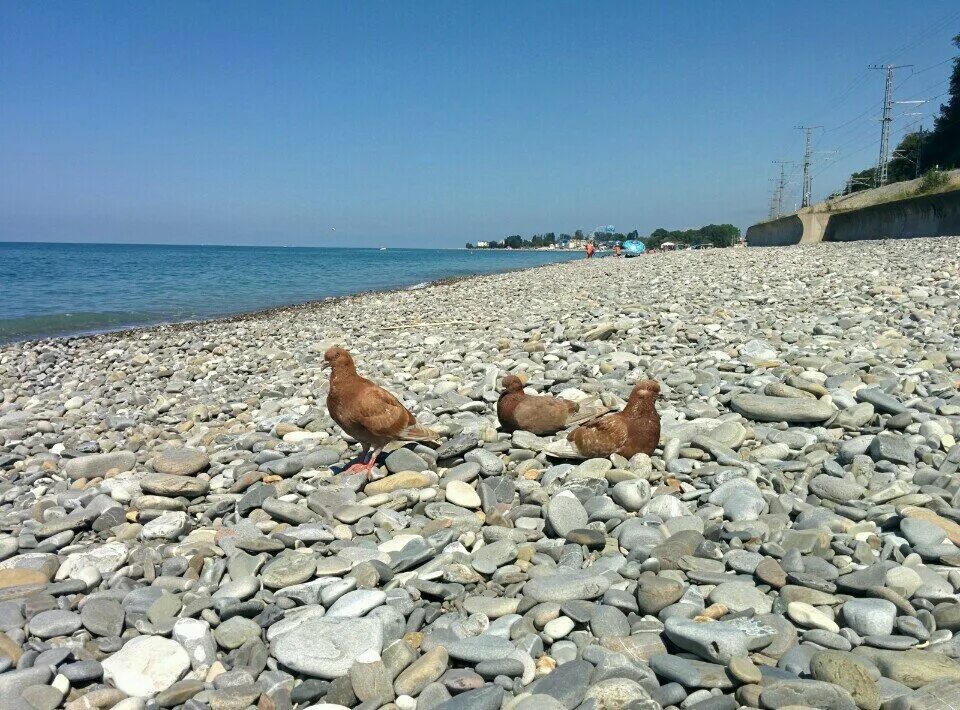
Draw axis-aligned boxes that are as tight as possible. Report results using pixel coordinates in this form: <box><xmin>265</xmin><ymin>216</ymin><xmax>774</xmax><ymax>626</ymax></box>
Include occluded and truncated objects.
<box><xmin>0</xmin><ymin>252</ymin><xmax>585</xmax><ymax>348</ymax></box>
<box><xmin>1</xmin><ymin>237</ymin><xmax>960</xmax><ymax>708</ymax></box>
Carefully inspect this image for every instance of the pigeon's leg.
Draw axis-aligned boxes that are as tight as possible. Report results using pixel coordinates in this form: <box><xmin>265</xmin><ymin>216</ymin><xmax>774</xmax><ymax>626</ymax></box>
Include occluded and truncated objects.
<box><xmin>344</xmin><ymin>444</ymin><xmax>371</xmax><ymax>473</ymax></box>
<box><xmin>365</xmin><ymin>447</ymin><xmax>386</xmax><ymax>481</ymax></box>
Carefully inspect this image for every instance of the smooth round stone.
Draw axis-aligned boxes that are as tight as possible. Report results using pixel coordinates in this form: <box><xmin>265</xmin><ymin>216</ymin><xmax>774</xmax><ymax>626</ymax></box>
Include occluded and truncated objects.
<box><xmin>590</xmin><ymin>605</ymin><xmax>630</xmax><ymax>639</ymax></box>
<box><xmin>885</xmin><ymin>567</ymin><xmax>922</xmax><ymax>597</ymax></box>
<box><xmin>611</xmin><ymin>480</ymin><xmax>652</xmax><ymax>512</ymax></box>
<box><xmin>29</xmin><ymin>610</ymin><xmax>82</xmax><ymax>639</ymax></box>
<box><xmin>213</xmin><ymin>616</ymin><xmax>261</xmax><ymax>650</ymax></box>
<box><xmin>463</xmin><ymin>596</ymin><xmax>520</xmax><ymax>619</ymax></box>
<box><xmin>788</xmin><ymin>602</ymin><xmax>839</xmax><ymax>633</ymax></box>
<box><xmin>262</xmin><ymin>554</ymin><xmax>316</xmax><ymax>590</ymax></box>
<box><xmin>445</xmin><ymin>481</ymin><xmax>481</xmax><ymax>509</ymax></box>
<box><xmin>543</xmin><ymin>617</ymin><xmax>574</xmax><ymax>640</ymax></box>
<box><xmin>565</xmin><ymin>529</ymin><xmax>605</xmax><ymax>549</ymax></box>
<box><xmin>546</xmin><ymin>492</ymin><xmax>589</xmax><ymax>537</ymax></box>
<box><xmin>81</xmin><ymin>598</ymin><xmax>124</xmax><ymax>637</ymax></box>
<box><xmin>464</xmin><ymin>449</ymin><xmax>504</xmax><ymax>476</ymax></box>
<box><xmin>728</xmin><ymin>656</ymin><xmax>761</xmax><ymax>684</ymax></box>
<box><xmin>471</xmin><ymin>540</ymin><xmax>518</xmax><ymax>576</ymax></box>
<box><xmin>61</xmin><ymin>660</ymin><xmax>104</xmax><ymax>683</ymax></box>
<box><xmin>842</xmin><ymin>599</ymin><xmax>897</xmax><ymax>637</ymax></box>
<box><xmin>101</xmin><ymin>635</ymin><xmax>190</xmax><ymax>698</ymax></box>
<box><xmin>385</xmin><ymin>448</ymin><xmax>430</xmax><ymax>473</ymax></box>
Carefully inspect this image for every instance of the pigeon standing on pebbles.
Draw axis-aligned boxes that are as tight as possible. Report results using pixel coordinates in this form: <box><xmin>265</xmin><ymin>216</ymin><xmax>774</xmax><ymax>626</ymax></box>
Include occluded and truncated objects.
<box><xmin>324</xmin><ymin>346</ymin><xmax>440</xmax><ymax>478</ymax></box>
<box><xmin>566</xmin><ymin>379</ymin><xmax>662</xmax><ymax>458</ymax></box>
<box><xmin>497</xmin><ymin>374</ymin><xmax>608</xmax><ymax>435</ymax></box>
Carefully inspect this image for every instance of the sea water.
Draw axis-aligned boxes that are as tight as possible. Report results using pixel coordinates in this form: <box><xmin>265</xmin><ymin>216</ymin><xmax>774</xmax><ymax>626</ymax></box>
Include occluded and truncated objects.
<box><xmin>0</xmin><ymin>242</ymin><xmax>581</xmax><ymax>343</ymax></box>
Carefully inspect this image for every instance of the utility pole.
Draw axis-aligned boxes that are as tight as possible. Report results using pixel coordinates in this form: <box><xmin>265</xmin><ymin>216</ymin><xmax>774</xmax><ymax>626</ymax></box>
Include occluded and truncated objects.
<box><xmin>916</xmin><ymin>125</ymin><xmax>924</xmax><ymax>179</ymax></box>
<box><xmin>795</xmin><ymin>126</ymin><xmax>821</xmax><ymax>208</ymax></box>
<box><xmin>870</xmin><ymin>64</ymin><xmax>912</xmax><ymax>187</ymax></box>
<box><xmin>770</xmin><ymin>160</ymin><xmax>794</xmax><ymax>218</ymax></box>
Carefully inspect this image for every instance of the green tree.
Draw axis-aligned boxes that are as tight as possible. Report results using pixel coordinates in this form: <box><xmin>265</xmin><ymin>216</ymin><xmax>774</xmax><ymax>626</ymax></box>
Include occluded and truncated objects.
<box><xmin>465</xmin><ymin>242</ymin><xmax>474</xmax><ymax>249</ymax></box>
<box><xmin>926</xmin><ymin>33</ymin><xmax>960</xmax><ymax>170</ymax></box>
<box><xmin>504</xmin><ymin>235</ymin><xmax>524</xmax><ymax>249</ymax></box>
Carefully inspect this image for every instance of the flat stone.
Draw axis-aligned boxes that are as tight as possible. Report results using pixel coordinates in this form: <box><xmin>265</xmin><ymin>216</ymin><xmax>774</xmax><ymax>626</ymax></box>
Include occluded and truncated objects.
<box><xmin>870</xmin><ymin>434</ymin><xmax>916</xmax><ymax>465</ymax></box>
<box><xmin>365</xmin><ymin>471</ymin><xmax>436</xmax><ymax>494</ymax></box>
<box><xmin>759</xmin><ymin>679</ymin><xmax>857</xmax><ymax>710</ymax></box>
<box><xmin>523</xmin><ymin>570</ymin><xmax>610</xmax><ymax>603</ymax></box>
<box><xmin>788</xmin><ymin>601</ymin><xmax>839</xmax><ymax>633</ymax></box>
<box><xmin>28</xmin><ymin>609</ymin><xmax>82</xmax><ymax>638</ymax></box>
<box><xmin>262</xmin><ymin>554</ymin><xmax>316</xmax><ymax>590</ymax></box>
<box><xmin>395</xmin><ymin>646</ymin><xmax>449</xmax><ymax>697</ymax></box>
<box><xmin>810</xmin><ymin>475</ymin><xmax>866</xmax><ymax>503</ymax></box>
<box><xmin>101</xmin><ymin>635</ymin><xmax>190</xmax><ymax>698</ymax></box>
<box><xmin>214</xmin><ymin>615</ymin><xmax>261</xmax><ymax>650</ymax></box>
<box><xmin>853</xmin><ymin>647</ymin><xmax>960</xmax><ymax>689</ymax></box>
<box><xmin>141</xmin><ymin>511</ymin><xmax>190</xmax><ymax>541</ymax></box>
<box><xmin>811</xmin><ymin>650</ymin><xmax>880</xmax><ymax>710</ymax></box>
<box><xmin>731</xmin><ymin>394</ymin><xmax>834</xmax><ymax>423</ymax></box>
<box><xmin>141</xmin><ymin>473</ymin><xmax>209</xmax><ymax>498</ymax></box>
<box><xmin>151</xmin><ymin>448</ymin><xmax>209</xmax><ymax>476</ymax></box>
<box><xmin>445</xmin><ymin>481</ymin><xmax>481</xmax><ymax>508</ymax></box>
<box><xmin>270</xmin><ymin>615</ymin><xmax>383</xmax><ymax>678</ymax></box>
<box><xmin>470</xmin><ymin>540</ymin><xmax>518</xmax><ymax>576</ymax></box>
<box><xmin>326</xmin><ymin>589</ymin><xmax>386</xmax><ymax>618</ymax></box>
<box><xmin>527</xmin><ymin>659</ymin><xmax>593</xmax><ymax>707</ymax></box>
<box><xmin>385</xmin><ymin>448</ymin><xmax>430</xmax><ymax>473</ymax></box>
<box><xmin>81</xmin><ymin>597</ymin><xmax>124</xmax><ymax>637</ymax></box>
<box><xmin>546</xmin><ymin>491</ymin><xmax>589</xmax><ymax>537</ymax></box>
<box><xmin>64</xmin><ymin>451</ymin><xmax>136</xmax><ymax>480</ymax></box>
<box><xmin>708</xmin><ymin>581</ymin><xmax>773</xmax><ymax>614</ymax></box>
<box><xmin>649</xmin><ymin>654</ymin><xmax>734</xmax><ymax>689</ymax></box>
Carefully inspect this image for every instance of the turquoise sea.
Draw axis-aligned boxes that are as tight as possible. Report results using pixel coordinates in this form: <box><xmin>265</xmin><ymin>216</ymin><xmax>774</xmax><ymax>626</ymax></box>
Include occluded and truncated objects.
<box><xmin>0</xmin><ymin>242</ymin><xmax>582</xmax><ymax>344</ymax></box>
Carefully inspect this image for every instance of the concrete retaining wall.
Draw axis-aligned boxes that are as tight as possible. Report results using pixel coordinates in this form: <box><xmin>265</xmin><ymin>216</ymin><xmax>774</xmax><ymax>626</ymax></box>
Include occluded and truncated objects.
<box><xmin>822</xmin><ymin>190</ymin><xmax>960</xmax><ymax>242</ymax></box>
<box><xmin>746</xmin><ymin>186</ymin><xmax>960</xmax><ymax>247</ymax></box>
<box><xmin>744</xmin><ymin>215</ymin><xmax>804</xmax><ymax>247</ymax></box>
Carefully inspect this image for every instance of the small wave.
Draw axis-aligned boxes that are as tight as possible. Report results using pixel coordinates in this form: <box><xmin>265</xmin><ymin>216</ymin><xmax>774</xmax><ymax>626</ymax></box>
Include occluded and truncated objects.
<box><xmin>405</xmin><ymin>282</ymin><xmax>430</xmax><ymax>290</ymax></box>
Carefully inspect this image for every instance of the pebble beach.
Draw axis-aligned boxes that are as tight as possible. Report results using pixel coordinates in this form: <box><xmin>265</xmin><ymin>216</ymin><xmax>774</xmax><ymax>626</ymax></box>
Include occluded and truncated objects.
<box><xmin>2</xmin><ymin>237</ymin><xmax>960</xmax><ymax>710</ymax></box>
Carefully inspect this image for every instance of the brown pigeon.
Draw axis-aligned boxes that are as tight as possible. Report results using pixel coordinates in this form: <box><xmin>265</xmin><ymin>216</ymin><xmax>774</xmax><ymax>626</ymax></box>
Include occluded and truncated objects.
<box><xmin>566</xmin><ymin>379</ymin><xmax>661</xmax><ymax>459</ymax></box>
<box><xmin>497</xmin><ymin>375</ymin><xmax>607</xmax><ymax>435</ymax></box>
<box><xmin>324</xmin><ymin>346</ymin><xmax>439</xmax><ymax>478</ymax></box>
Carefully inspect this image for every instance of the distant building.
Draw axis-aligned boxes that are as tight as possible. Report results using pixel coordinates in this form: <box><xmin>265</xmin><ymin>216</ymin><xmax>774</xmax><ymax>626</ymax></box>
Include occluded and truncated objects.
<box><xmin>568</xmin><ymin>238</ymin><xmax>588</xmax><ymax>249</ymax></box>
<box><xmin>475</xmin><ymin>241</ymin><xmax>489</xmax><ymax>248</ymax></box>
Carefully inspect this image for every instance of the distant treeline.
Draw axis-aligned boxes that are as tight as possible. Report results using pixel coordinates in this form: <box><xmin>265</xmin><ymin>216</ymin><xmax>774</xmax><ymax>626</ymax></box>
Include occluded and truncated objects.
<box><xmin>466</xmin><ymin>224</ymin><xmax>741</xmax><ymax>250</ymax></box>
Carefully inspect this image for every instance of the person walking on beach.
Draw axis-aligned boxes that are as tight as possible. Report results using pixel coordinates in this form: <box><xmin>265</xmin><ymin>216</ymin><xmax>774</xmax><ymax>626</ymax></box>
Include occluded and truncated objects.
<box><xmin>585</xmin><ymin>242</ymin><xmax>596</xmax><ymax>259</ymax></box>
<box><xmin>613</xmin><ymin>244</ymin><xmax>622</xmax><ymax>258</ymax></box>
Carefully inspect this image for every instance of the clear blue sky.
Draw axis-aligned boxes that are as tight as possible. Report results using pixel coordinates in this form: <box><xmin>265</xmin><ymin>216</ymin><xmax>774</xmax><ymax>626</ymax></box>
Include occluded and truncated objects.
<box><xmin>1</xmin><ymin>1</ymin><xmax>958</xmax><ymax>247</ymax></box>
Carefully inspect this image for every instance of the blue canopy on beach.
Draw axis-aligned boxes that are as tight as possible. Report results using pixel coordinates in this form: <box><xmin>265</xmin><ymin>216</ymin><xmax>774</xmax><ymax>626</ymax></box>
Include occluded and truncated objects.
<box><xmin>622</xmin><ymin>240</ymin><xmax>646</xmax><ymax>254</ymax></box>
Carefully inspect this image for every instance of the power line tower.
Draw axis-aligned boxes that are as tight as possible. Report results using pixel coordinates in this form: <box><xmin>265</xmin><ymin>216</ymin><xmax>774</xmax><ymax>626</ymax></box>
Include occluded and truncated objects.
<box><xmin>916</xmin><ymin>124</ymin><xmax>924</xmax><ymax>178</ymax></box>
<box><xmin>870</xmin><ymin>63</ymin><xmax>912</xmax><ymax>187</ymax></box>
<box><xmin>770</xmin><ymin>160</ymin><xmax>795</xmax><ymax>218</ymax></box>
<box><xmin>795</xmin><ymin>126</ymin><xmax>821</xmax><ymax>207</ymax></box>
